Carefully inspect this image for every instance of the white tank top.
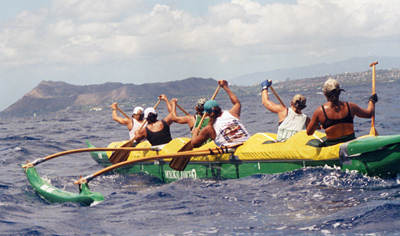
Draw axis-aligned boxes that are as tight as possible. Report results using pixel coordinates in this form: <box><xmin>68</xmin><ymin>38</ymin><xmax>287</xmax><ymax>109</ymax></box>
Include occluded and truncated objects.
<box><xmin>129</xmin><ymin>119</ymin><xmax>147</xmax><ymax>140</ymax></box>
<box><xmin>213</xmin><ymin>111</ymin><xmax>250</xmax><ymax>147</ymax></box>
<box><xmin>277</xmin><ymin>108</ymin><xmax>307</xmax><ymax>141</ymax></box>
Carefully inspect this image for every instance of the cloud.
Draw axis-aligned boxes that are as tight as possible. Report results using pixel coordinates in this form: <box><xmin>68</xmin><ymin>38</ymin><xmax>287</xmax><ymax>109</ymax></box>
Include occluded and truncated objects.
<box><xmin>0</xmin><ymin>0</ymin><xmax>399</xmax><ymax>70</ymax></box>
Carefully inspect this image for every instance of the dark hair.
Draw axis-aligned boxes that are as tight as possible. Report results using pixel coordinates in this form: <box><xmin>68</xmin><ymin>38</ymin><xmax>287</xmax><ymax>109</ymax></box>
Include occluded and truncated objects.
<box><xmin>195</xmin><ymin>106</ymin><xmax>204</xmax><ymax>115</ymax></box>
<box><xmin>293</xmin><ymin>101</ymin><xmax>306</xmax><ymax>110</ymax></box>
<box><xmin>146</xmin><ymin>113</ymin><xmax>158</xmax><ymax>124</ymax></box>
<box><xmin>208</xmin><ymin>107</ymin><xmax>222</xmax><ymax>126</ymax></box>
<box><xmin>325</xmin><ymin>89</ymin><xmax>341</xmax><ymax>104</ymax></box>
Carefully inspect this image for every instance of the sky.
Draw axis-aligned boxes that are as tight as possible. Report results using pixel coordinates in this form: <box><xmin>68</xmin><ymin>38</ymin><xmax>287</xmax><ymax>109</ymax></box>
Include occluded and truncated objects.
<box><xmin>1</xmin><ymin>0</ymin><xmax>400</xmax><ymax>111</ymax></box>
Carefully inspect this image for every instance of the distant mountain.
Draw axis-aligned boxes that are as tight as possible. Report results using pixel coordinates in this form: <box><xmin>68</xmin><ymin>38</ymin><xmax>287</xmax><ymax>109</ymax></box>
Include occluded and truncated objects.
<box><xmin>0</xmin><ymin>77</ymin><xmax>219</xmax><ymax>118</ymax></box>
<box><xmin>230</xmin><ymin>56</ymin><xmax>400</xmax><ymax>85</ymax></box>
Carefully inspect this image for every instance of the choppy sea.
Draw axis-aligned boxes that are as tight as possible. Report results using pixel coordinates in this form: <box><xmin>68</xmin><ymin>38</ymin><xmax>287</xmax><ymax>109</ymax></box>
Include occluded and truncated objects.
<box><xmin>1</xmin><ymin>81</ymin><xmax>400</xmax><ymax>235</ymax></box>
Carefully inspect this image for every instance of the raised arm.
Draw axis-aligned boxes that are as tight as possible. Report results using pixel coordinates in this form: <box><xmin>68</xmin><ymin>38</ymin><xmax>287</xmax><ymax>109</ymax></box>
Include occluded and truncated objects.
<box><xmin>218</xmin><ymin>80</ymin><xmax>241</xmax><ymax>118</ymax></box>
<box><xmin>261</xmin><ymin>80</ymin><xmax>287</xmax><ymax>122</ymax></box>
<box><xmin>351</xmin><ymin>94</ymin><xmax>377</xmax><ymax>118</ymax></box>
<box><xmin>111</xmin><ymin>103</ymin><xmax>132</xmax><ymax>128</ymax></box>
<box><xmin>170</xmin><ymin>98</ymin><xmax>195</xmax><ymax>128</ymax></box>
<box><xmin>158</xmin><ymin>94</ymin><xmax>175</xmax><ymax>126</ymax></box>
<box><xmin>159</xmin><ymin>94</ymin><xmax>171</xmax><ymax>112</ymax></box>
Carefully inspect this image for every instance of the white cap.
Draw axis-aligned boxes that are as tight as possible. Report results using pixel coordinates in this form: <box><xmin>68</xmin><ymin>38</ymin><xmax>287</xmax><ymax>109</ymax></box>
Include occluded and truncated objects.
<box><xmin>144</xmin><ymin>107</ymin><xmax>157</xmax><ymax>119</ymax></box>
<box><xmin>132</xmin><ymin>106</ymin><xmax>144</xmax><ymax>115</ymax></box>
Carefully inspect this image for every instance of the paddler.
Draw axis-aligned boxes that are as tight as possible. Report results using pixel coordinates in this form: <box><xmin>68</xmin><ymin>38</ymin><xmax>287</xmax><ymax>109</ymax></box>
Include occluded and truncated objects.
<box><xmin>169</xmin><ymin>97</ymin><xmax>212</xmax><ymax>144</ymax></box>
<box><xmin>260</xmin><ymin>80</ymin><xmax>310</xmax><ymax>142</ymax></box>
<box><xmin>306</xmin><ymin>78</ymin><xmax>378</xmax><ymax>146</ymax></box>
<box><xmin>134</xmin><ymin>94</ymin><xmax>174</xmax><ymax>149</ymax></box>
<box><xmin>191</xmin><ymin>80</ymin><xmax>250</xmax><ymax>148</ymax></box>
<box><xmin>111</xmin><ymin>103</ymin><xmax>147</xmax><ymax>141</ymax></box>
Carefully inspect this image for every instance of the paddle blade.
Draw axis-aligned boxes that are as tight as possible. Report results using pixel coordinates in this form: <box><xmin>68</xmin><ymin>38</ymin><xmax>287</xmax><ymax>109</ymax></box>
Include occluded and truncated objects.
<box><xmin>370</xmin><ymin>127</ymin><xmax>378</xmax><ymax>136</ymax></box>
<box><xmin>169</xmin><ymin>141</ymin><xmax>193</xmax><ymax>171</ymax></box>
<box><xmin>109</xmin><ymin>140</ymin><xmax>135</xmax><ymax>164</ymax></box>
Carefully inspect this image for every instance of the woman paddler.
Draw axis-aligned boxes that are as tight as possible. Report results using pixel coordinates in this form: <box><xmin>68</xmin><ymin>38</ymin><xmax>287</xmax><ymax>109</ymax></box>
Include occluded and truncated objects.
<box><xmin>170</xmin><ymin>97</ymin><xmax>208</xmax><ymax>130</ymax></box>
<box><xmin>260</xmin><ymin>79</ymin><xmax>310</xmax><ymax>141</ymax></box>
<box><xmin>111</xmin><ymin>103</ymin><xmax>147</xmax><ymax>142</ymax></box>
<box><xmin>191</xmin><ymin>80</ymin><xmax>250</xmax><ymax>148</ymax></box>
<box><xmin>306</xmin><ymin>78</ymin><xmax>378</xmax><ymax>146</ymax></box>
<box><xmin>169</xmin><ymin>97</ymin><xmax>212</xmax><ymax>145</ymax></box>
<box><xmin>134</xmin><ymin>94</ymin><xmax>174</xmax><ymax>148</ymax></box>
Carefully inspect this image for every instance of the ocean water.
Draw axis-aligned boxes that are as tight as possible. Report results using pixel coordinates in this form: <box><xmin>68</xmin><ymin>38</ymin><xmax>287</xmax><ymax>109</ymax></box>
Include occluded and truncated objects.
<box><xmin>1</xmin><ymin>81</ymin><xmax>400</xmax><ymax>235</ymax></box>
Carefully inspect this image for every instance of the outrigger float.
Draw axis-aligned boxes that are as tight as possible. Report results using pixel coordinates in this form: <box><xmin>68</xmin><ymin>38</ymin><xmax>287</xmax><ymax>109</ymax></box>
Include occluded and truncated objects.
<box><xmin>21</xmin><ymin>145</ymin><xmax>236</xmax><ymax>205</ymax></box>
<box><xmin>23</xmin><ymin>130</ymin><xmax>400</xmax><ymax>205</ymax></box>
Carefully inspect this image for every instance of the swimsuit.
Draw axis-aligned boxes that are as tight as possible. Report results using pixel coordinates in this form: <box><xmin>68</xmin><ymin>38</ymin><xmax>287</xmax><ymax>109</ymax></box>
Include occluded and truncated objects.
<box><xmin>321</xmin><ymin>102</ymin><xmax>353</xmax><ymax>129</ymax></box>
<box><xmin>145</xmin><ymin>120</ymin><xmax>172</xmax><ymax>146</ymax></box>
<box><xmin>320</xmin><ymin>102</ymin><xmax>356</xmax><ymax>146</ymax></box>
<box><xmin>191</xmin><ymin>114</ymin><xmax>209</xmax><ymax>131</ymax></box>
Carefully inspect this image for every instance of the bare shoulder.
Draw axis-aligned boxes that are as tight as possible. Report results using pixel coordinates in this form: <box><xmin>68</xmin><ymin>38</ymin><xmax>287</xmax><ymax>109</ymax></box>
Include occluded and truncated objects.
<box><xmin>347</xmin><ymin>101</ymin><xmax>361</xmax><ymax>110</ymax></box>
<box><xmin>201</xmin><ymin>124</ymin><xmax>213</xmax><ymax>133</ymax></box>
<box><xmin>314</xmin><ymin>105</ymin><xmax>323</xmax><ymax>113</ymax></box>
<box><xmin>201</xmin><ymin>124</ymin><xmax>215</xmax><ymax>137</ymax></box>
<box><xmin>163</xmin><ymin>114</ymin><xmax>174</xmax><ymax>125</ymax></box>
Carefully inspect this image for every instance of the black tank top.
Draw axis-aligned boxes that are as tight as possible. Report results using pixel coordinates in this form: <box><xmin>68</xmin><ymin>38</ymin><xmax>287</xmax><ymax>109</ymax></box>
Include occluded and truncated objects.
<box><xmin>146</xmin><ymin>120</ymin><xmax>172</xmax><ymax>146</ymax></box>
<box><xmin>321</xmin><ymin>102</ymin><xmax>353</xmax><ymax>129</ymax></box>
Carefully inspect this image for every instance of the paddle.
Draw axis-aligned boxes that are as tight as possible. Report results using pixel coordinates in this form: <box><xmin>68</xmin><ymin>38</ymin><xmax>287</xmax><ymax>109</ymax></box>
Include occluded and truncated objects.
<box><xmin>369</xmin><ymin>61</ymin><xmax>378</xmax><ymax>136</ymax></box>
<box><xmin>268</xmin><ymin>80</ymin><xmax>286</xmax><ymax>108</ymax></box>
<box><xmin>169</xmin><ymin>85</ymin><xmax>221</xmax><ymax>171</ymax></box>
<box><xmin>109</xmin><ymin>99</ymin><xmax>162</xmax><ymax>164</ymax></box>
<box><xmin>264</xmin><ymin>81</ymin><xmax>286</xmax><ymax>142</ymax></box>
<box><xmin>176</xmin><ymin>103</ymin><xmax>190</xmax><ymax>116</ymax></box>
<box><xmin>262</xmin><ymin>81</ymin><xmax>287</xmax><ymax>143</ymax></box>
<box><xmin>74</xmin><ymin>145</ymin><xmax>237</xmax><ymax>185</ymax></box>
<box><xmin>115</xmin><ymin>106</ymin><xmax>130</xmax><ymax>119</ymax></box>
<box><xmin>21</xmin><ymin>146</ymin><xmax>160</xmax><ymax>169</ymax></box>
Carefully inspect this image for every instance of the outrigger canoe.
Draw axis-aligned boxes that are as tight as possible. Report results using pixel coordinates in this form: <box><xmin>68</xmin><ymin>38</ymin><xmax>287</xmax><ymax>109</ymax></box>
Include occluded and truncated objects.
<box><xmin>87</xmin><ymin>131</ymin><xmax>400</xmax><ymax>183</ymax></box>
<box><xmin>22</xmin><ymin>130</ymin><xmax>400</xmax><ymax>206</ymax></box>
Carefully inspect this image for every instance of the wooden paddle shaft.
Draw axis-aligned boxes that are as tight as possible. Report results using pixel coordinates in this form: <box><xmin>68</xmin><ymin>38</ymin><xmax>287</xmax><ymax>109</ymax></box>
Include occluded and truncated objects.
<box><xmin>116</xmin><ymin>107</ymin><xmax>130</xmax><ymax>119</ymax></box>
<box><xmin>176</xmin><ymin>103</ymin><xmax>190</xmax><ymax>115</ymax></box>
<box><xmin>369</xmin><ymin>61</ymin><xmax>378</xmax><ymax>136</ymax></box>
<box><xmin>269</xmin><ymin>85</ymin><xmax>286</xmax><ymax>108</ymax></box>
<box><xmin>370</xmin><ymin>61</ymin><xmax>378</xmax><ymax>94</ymax></box>
<box><xmin>22</xmin><ymin>147</ymin><xmax>159</xmax><ymax>168</ymax></box>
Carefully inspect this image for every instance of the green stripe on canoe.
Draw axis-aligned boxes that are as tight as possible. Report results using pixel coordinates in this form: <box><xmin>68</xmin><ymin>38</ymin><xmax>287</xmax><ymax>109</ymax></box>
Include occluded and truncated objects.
<box><xmin>344</xmin><ymin>134</ymin><xmax>400</xmax><ymax>156</ymax></box>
